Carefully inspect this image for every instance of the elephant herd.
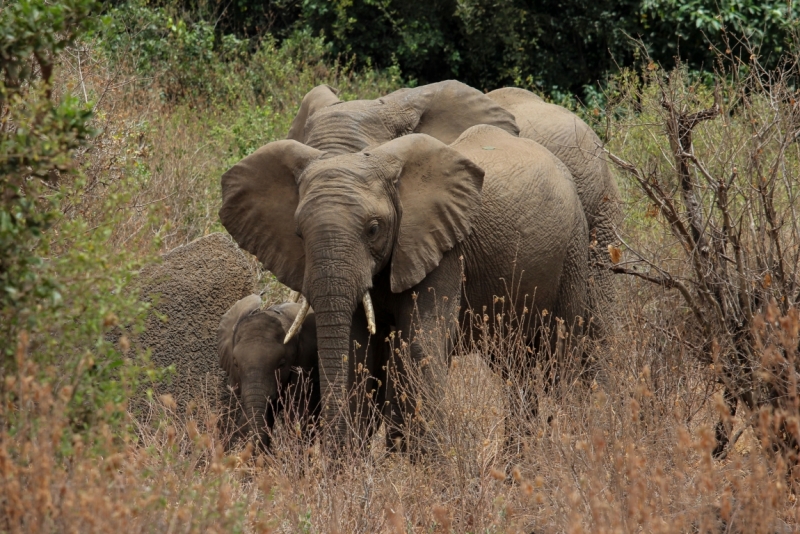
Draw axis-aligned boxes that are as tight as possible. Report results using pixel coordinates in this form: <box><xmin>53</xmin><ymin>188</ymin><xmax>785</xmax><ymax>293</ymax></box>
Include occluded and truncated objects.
<box><xmin>217</xmin><ymin>80</ymin><xmax>620</xmax><ymax>451</ymax></box>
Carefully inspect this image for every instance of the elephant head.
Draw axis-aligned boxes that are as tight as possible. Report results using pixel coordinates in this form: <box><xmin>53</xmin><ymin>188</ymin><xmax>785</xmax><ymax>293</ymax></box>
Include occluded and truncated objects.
<box><xmin>217</xmin><ymin>295</ymin><xmax>318</xmax><ymax>444</ymax></box>
<box><xmin>219</xmin><ymin>134</ymin><xmax>484</xmax><ymax>443</ymax></box>
<box><xmin>286</xmin><ymin>80</ymin><xmax>519</xmax><ymax>154</ymax></box>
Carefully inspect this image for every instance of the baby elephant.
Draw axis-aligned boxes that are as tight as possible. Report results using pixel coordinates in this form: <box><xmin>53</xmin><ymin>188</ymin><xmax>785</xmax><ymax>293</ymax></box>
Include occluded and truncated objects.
<box><xmin>217</xmin><ymin>294</ymin><xmax>319</xmax><ymax>446</ymax></box>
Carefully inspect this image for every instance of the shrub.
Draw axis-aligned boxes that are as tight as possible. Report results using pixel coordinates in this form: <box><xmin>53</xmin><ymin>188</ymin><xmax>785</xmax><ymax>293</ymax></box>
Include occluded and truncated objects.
<box><xmin>1</xmin><ymin>0</ymin><xmax>97</xmax><ymax>362</ymax></box>
<box><xmin>0</xmin><ymin>0</ymin><xmax>171</xmax><ymax>443</ymax></box>
<box><xmin>605</xmin><ymin>46</ymin><xmax>800</xmax><ymax>459</ymax></box>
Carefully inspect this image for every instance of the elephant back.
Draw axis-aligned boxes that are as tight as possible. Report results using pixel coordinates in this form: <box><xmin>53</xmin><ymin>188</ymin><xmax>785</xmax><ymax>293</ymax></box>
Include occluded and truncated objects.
<box><xmin>486</xmin><ymin>87</ymin><xmax>618</xmax><ymax>230</ymax></box>
<box><xmin>290</xmin><ymin>80</ymin><xmax>519</xmax><ymax>156</ymax></box>
<box><xmin>134</xmin><ymin>233</ymin><xmax>259</xmax><ymax>424</ymax></box>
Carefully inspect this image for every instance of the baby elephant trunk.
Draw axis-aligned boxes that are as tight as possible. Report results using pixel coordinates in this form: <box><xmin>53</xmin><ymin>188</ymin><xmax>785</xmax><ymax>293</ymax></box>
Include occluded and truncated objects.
<box><xmin>240</xmin><ymin>383</ymin><xmax>276</xmax><ymax>446</ymax></box>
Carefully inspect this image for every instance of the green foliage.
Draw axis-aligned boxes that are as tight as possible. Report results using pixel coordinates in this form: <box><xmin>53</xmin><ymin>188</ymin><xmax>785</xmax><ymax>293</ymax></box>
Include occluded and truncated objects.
<box><xmin>167</xmin><ymin>0</ymin><xmax>797</xmax><ymax>100</ymax></box>
<box><xmin>641</xmin><ymin>0</ymin><xmax>800</xmax><ymax>68</ymax></box>
<box><xmin>1</xmin><ymin>0</ymin><xmax>161</xmax><ymax>436</ymax></box>
<box><xmin>298</xmin><ymin>0</ymin><xmax>799</xmax><ymax>97</ymax></box>
<box><xmin>0</xmin><ymin>0</ymin><xmax>98</xmax><ymax>103</ymax></box>
<box><xmin>286</xmin><ymin>0</ymin><xmax>644</xmax><ymax>96</ymax></box>
<box><xmin>102</xmin><ymin>1</ymin><xmax>228</xmax><ymax>101</ymax></box>
<box><xmin>1</xmin><ymin>0</ymin><xmax>99</xmax><ymax>359</ymax></box>
<box><xmin>150</xmin><ymin>0</ymin><xmax>303</xmax><ymax>39</ymax></box>
<box><xmin>100</xmin><ymin>3</ymin><xmax>398</xmax><ymax>107</ymax></box>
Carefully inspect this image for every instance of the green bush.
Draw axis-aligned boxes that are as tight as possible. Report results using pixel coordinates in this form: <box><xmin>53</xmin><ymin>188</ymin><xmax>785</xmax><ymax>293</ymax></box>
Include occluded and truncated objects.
<box><xmin>156</xmin><ymin>0</ymin><xmax>798</xmax><ymax>101</ymax></box>
<box><xmin>1</xmin><ymin>0</ymin><xmax>161</xmax><ymax>435</ymax></box>
<box><xmin>1</xmin><ymin>0</ymin><xmax>99</xmax><ymax>360</ymax></box>
<box><xmin>101</xmin><ymin>2</ymin><xmax>400</xmax><ymax>108</ymax></box>
<box><xmin>641</xmin><ymin>0</ymin><xmax>799</xmax><ymax>68</ymax></box>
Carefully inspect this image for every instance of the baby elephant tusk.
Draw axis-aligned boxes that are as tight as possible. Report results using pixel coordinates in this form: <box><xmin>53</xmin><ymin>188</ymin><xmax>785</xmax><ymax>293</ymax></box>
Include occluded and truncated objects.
<box><xmin>284</xmin><ymin>297</ymin><xmax>310</xmax><ymax>344</ymax></box>
<box><xmin>287</xmin><ymin>290</ymin><xmax>301</xmax><ymax>303</ymax></box>
<box><xmin>363</xmin><ymin>292</ymin><xmax>377</xmax><ymax>335</ymax></box>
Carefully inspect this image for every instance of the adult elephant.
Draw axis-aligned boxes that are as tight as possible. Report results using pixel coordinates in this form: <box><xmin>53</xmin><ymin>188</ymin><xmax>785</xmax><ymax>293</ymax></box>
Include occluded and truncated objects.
<box><xmin>287</xmin><ymin>80</ymin><xmax>619</xmax><ymax>339</ymax></box>
<box><xmin>286</xmin><ymin>80</ymin><xmax>519</xmax><ymax>151</ymax></box>
<box><xmin>485</xmin><ymin>88</ymin><xmax>621</xmax><ymax>338</ymax></box>
<box><xmin>219</xmin><ymin>124</ymin><xmax>588</xmax><ymax>449</ymax></box>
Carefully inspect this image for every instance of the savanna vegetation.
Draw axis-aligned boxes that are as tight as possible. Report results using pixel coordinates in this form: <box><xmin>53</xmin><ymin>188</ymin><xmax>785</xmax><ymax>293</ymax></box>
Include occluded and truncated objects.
<box><xmin>2</xmin><ymin>0</ymin><xmax>800</xmax><ymax>531</ymax></box>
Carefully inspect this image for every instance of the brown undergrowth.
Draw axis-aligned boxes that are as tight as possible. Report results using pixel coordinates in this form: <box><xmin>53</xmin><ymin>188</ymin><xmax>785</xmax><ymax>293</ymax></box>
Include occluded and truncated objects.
<box><xmin>4</xmin><ymin>280</ymin><xmax>799</xmax><ymax>532</ymax></box>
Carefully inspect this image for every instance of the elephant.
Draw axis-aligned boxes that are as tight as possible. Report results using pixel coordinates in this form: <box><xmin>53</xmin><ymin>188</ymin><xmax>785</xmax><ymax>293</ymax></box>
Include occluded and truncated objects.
<box><xmin>286</xmin><ymin>80</ymin><xmax>619</xmax><ymax>340</ymax></box>
<box><xmin>485</xmin><ymin>88</ymin><xmax>621</xmax><ymax>339</ymax></box>
<box><xmin>219</xmin><ymin>123</ymin><xmax>589</xmax><ymax>450</ymax></box>
<box><xmin>217</xmin><ymin>294</ymin><xmax>320</xmax><ymax>446</ymax></box>
<box><xmin>134</xmin><ymin>233</ymin><xmax>258</xmax><ymax>434</ymax></box>
<box><xmin>286</xmin><ymin>80</ymin><xmax>519</xmax><ymax>153</ymax></box>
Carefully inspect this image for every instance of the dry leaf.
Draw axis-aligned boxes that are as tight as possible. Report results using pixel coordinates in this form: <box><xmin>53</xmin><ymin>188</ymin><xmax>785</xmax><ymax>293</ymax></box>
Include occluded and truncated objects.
<box><xmin>608</xmin><ymin>244</ymin><xmax>622</xmax><ymax>264</ymax></box>
<box><xmin>762</xmin><ymin>272</ymin><xmax>772</xmax><ymax>288</ymax></box>
<box><xmin>159</xmin><ymin>394</ymin><xmax>177</xmax><ymax>410</ymax></box>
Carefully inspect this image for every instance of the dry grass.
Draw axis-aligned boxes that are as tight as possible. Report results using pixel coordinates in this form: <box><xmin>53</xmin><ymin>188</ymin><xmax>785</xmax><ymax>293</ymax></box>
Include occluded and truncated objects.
<box><xmin>4</xmin><ymin>282</ymin><xmax>799</xmax><ymax>532</ymax></box>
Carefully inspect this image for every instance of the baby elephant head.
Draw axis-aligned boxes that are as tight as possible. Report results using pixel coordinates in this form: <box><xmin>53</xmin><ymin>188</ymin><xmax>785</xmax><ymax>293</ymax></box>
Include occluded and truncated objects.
<box><xmin>217</xmin><ymin>295</ymin><xmax>318</xmax><ymax>445</ymax></box>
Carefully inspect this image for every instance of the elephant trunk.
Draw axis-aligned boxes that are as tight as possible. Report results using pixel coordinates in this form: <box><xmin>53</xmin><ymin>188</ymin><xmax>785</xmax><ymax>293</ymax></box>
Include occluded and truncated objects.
<box><xmin>299</xmin><ymin>216</ymin><xmax>372</xmax><ymax>449</ymax></box>
<box><xmin>303</xmin><ymin>251</ymin><xmax>362</xmax><ymax>448</ymax></box>
<box><xmin>241</xmin><ymin>383</ymin><xmax>274</xmax><ymax>445</ymax></box>
<box><xmin>310</xmin><ymin>294</ymin><xmax>357</xmax><ymax>448</ymax></box>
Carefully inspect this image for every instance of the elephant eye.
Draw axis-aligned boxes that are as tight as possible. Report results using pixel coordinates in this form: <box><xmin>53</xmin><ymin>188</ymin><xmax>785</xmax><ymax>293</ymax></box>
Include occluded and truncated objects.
<box><xmin>366</xmin><ymin>220</ymin><xmax>380</xmax><ymax>238</ymax></box>
<box><xmin>295</xmin><ymin>226</ymin><xmax>303</xmax><ymax>239</ymax></box>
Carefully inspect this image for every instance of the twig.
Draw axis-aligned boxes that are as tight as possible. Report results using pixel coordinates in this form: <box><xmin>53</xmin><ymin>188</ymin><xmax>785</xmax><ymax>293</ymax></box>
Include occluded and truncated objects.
<box><xmin>77</xmin><ymin>47</ymin><xmax>88</xmax><ymax>104</ymax></box>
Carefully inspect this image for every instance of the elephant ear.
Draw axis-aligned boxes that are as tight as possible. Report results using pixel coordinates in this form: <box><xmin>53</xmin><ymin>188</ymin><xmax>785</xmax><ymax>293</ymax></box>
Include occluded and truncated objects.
<box><xmin>372</xmin><ymin>134</ymin><xmax>485</xmax><ymax>293</ymax></box>
<box><xmin>383</xmin><ymin>80</ymin><xmax>519</xmax><ymax>145</ymax></box>
<box><xmin>287</xmin><ymin>85</ymin><xmax>341</xmax><ymax>143</ymax></box>
<box><xmin>219</xmin><ymin>140</ymin><xmax>323</xmax><ymax>291</ymax></box>
<box><xmin>218</xmin><ymin>294</ymin><xmax>262</xmax><ymax>388</ymax></box>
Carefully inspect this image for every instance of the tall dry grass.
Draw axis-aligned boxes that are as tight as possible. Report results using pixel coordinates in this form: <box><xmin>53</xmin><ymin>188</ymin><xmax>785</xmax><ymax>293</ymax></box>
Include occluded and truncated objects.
<box><xmin>5</xmin><ymin>281</ymin><xmax>798</xmax><ymax>532</ymax></box>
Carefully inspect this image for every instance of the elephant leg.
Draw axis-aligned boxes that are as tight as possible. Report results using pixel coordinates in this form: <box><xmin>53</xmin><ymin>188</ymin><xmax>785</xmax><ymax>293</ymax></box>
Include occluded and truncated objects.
<box><xmin>587</xmin><ymin>213</ymin><xmax>619</xmax><ymax>339</ymax></box>
<box><xmin>386</xmin><ymin>253</ymin><xmax>463</xmax><ymax>455</ymax></box>
<box><xmin>369</xmin><ymin>325</ymin><xmax>394</xmax><ymax>442</ymax></box>
<box><xmin>379</xmin><ymin>329</ymin><xmax>406</xmax><ymax>453</ymax></box>
<box><xmin>286</xmin><ymin>369</ymin><xmax>320</xmax><ymax>443</ymax></box>
<box><xmin>494</xmin><ymin>230</ymin><xmax>588</xmax><ymax>455</ymax></box>
<box><xmin>552</xmin><ymin>220</ymin><xmax>590</xmax><ymax>383</ymax></box>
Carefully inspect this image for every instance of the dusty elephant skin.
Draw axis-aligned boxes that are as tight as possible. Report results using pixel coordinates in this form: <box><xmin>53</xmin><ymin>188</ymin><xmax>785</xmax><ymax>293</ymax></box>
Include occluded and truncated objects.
<box><xmin>288</xmin><ymin>80</ymin><xmax>619</xmax><ymax>340</ymax></box>
<box><xmin>218</xmin><ymin>295</ymin><xmax>320</xmax><ymax>447</ymax></box>
<box><xmin>219</xmin><ymin>123</ymin><xmax>589</xmax><ymax>452</ymax></box>
<box><xmin>135</xmin><ymin>233</ymin><xmax>258</xmax><ymax>430</ymax></box>
<box><xmin>486</xmin><ymin>88</ymin><xmax>621</xmax><ymax>338</ymax></box>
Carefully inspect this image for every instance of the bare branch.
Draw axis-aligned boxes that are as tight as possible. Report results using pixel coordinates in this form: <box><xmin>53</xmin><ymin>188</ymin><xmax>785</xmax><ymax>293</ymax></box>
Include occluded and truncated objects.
<box><xmin>610</xmin><ymin>265</ymin><xmax>709</xmax><ymax>332</ymax></box>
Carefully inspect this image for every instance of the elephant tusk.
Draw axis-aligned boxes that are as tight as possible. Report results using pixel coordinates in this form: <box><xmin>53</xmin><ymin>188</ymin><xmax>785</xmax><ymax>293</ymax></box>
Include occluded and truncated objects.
<box><xmin>287</xmin><ymin>290</ymin><xmax>301</xmax><ymax>303</ymax></box>
<box><xmin>284</xmin><ymin>297</ymin><xmax>310</xmax><ymax>344</ymax></box>
<box><xmin>363</xmin><ymin>292</ymin><xmax>377</xmax><ymax>335</ymax></box>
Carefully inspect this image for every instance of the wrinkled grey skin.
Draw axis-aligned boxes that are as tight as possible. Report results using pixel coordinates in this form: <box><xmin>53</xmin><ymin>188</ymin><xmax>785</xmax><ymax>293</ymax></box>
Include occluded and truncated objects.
<box><xmin>485</xmin><ymin>88</ymin><xmax>621</xmax><ymax>338</ymax></box>
<box><xmin>219</xmin><ymin>124</ymin><xmax>588</xmax><ymax>450</ymax></box>
<box><xmin>218</xmin><ymin>296</ymin><xmax>319</xmax><ymax>446</ymax></box>
<box><xmin>286</xmin><ymin>81</ymin><xmax>520</xmax><ymax>151</ymax></box>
